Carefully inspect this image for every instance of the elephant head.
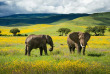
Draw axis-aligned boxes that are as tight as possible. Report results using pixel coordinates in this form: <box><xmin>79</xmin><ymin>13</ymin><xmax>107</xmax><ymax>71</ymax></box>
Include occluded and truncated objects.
<box><xmin>45</xmin><ymin>35</ymin><xmax>54</xmax><ymax>51</ymax></box>
<box><xmin>78</xmin><ymin>32</ymin><xmax>91</xmax><ymax>48</ymax></box>
<box><xmin>78</xmin><ymin>32</ymin><xmax>91</xmax><ymax>55</ymax></box>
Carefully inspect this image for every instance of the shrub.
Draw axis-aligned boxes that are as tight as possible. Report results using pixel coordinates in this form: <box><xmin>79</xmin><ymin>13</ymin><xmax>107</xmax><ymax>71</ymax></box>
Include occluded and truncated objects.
<box><xmin>85</xmin><ymin>26</ymin><xmax>107</xmax><ymax>36</ymax></box>
<box><xmin>10</xmin><ymin>28</ymin><xmax>20</xmax><ymax>36</ymax></box>
<box><xmin>57</xmin><ymin>28</ymin><xmax>71</xmax><ymax>36</ymax></box>
<box><xmin>25</xmin><ymin>34</ymin><xmax>28</xmax><ymax>36</ymax></box>
<box><xmin>108</xmin><ymin>28</ymin><xmax>110</xmax><ymax>32</ymax></box>
<box><xmin>0</xmin><ymin>30</ymin><xmax>1</xmax><ymax>36</ymax></box>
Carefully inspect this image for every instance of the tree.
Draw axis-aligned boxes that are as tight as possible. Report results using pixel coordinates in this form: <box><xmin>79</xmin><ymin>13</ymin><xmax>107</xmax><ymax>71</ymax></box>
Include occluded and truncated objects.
<box><xmin>57</xmin><ymin>28</ymin><xmax>63</xmax><ymax>36</ymax></box>
<box><xmin>64</xmin><ymin>28</ymin><xmax>71</xmax><ymax>36</ymax></box>
<box><xmin>92</xmin><ymin>26</ymin><xmax>99</xmax><ymax>36</ymax></box>
<box><xmin>0</xmin><ymin>30</ymin><xmax>1</xmax><ymax>36</ymax></box>
<box><xmin>57</xmin><ymin>28</ymin><xmax>71</xmax><ymax>36</ymax></box>
<box><xmin>85</xmin><ymin>26</ymin><xmax>92</xmax><ymax>33</ymax></box>
<box><xmin>98</xmin><ymin>26</ymin><xmax>107</xmax><ymax>36</ymax></box>
<box><xmin>10</xmin><ymin>28</ymin><xmax>20</xmax><ymax>36</ymax></box>
<box><xmin>108</xmin><ymin>28</ymin><xmax>110</xmax><ymax>32</ymax></box>
<box><xmin>85</xmin><ymin>26</ymin><xmax>107</xmax><ymax>36</ymax></box>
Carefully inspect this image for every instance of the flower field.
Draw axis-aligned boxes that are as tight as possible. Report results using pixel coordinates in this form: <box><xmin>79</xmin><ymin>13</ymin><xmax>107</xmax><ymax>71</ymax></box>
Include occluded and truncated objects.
<box><xmin>0</xmin><ymin>35</ymin><xmax>110</xmax><ymax>74</ymax></box>
<box><xmin>0</xmin><ymin>24</ymin><xmax>54</xmax><ymax>35</ymax></box>
<box><xmin>0</xmin><ymin>60</ymin><xmax>109</xmax><ymax>74</ymax></box>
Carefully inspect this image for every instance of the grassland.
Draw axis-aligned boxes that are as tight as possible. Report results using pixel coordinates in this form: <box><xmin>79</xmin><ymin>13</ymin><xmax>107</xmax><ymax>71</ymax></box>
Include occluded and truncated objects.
<box><xmin>0</xmin><ymin>22</ymin><xmax>110</xmax><ymax>74</ymax></box>
<box><xmin>0</xmin><ymin>36</ymin><xmax>110</xmax><ymax>74</ymax></box>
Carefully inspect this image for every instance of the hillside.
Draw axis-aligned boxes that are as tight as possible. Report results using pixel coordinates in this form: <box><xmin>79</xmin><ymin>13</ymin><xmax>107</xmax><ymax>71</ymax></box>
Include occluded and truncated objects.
<box><xmin>58</xmin><ymin>12</ymin><xmax>110</xmax><ymax>26</ymax></box>
<box><xmin>0</xmin><ymin>13</ymin><xmax>89</xmax><ymax>26</ymax></box>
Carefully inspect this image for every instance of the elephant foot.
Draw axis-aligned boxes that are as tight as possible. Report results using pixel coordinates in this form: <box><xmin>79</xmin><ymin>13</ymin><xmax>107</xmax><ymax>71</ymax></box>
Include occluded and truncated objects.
<box><xmin>45</xmin><ymin>53</ymin><xmax>48</xmax><ymax>55</ymax></box>
<box><xmin>28</xmin><ymin>54</ymin><xmax>31</xmax><ymax>56</ymax></box>
<box><xmin>83</xmin><ymin>53</ymin><xmax>85</xmax><ymax>55</ymax></box>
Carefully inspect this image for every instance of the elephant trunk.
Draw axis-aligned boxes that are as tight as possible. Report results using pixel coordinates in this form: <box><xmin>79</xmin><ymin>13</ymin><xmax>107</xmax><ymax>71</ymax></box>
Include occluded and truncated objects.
<box><xmin>45</xmin><ymin>35</ymin><xmax>54</xmax><ymax>51</ymax></box>
<box><xmin>80</xmin><ymin>43</ymin><xmax>86</xmax><ymax>55</ymax></box>
<box><xmin>82</xmin><ymin>47</ymin><xmax>85</xmax><ymax>55</ymax></box>
<box><xmin>49</xmin><ymin>40</ymin><xmax>54</xmax><ymax>51</ymax></box>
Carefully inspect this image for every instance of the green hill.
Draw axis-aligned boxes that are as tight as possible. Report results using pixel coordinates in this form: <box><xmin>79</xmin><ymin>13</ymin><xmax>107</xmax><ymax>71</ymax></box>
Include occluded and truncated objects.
<box><xmin>57</xmin><ymin>12</ymin><xmax>110</xmax><ymax>26</ymax></box>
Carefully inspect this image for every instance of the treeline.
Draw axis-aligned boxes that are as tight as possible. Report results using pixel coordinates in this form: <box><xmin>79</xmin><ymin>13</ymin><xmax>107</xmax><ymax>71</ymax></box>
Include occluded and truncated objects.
<box><xmin>85</xmin><ymin>26</ymin><xmax>110</xmax><ymax>36</ymax></box>
<box><xmin>0</xmin><ymin>26</ymin><xmax>110</xmax><ymax>36</ymax></box>
<box><xmin>57</xmin><ymin>26</ymin><xmax>110</xmax><ymax>36</ymax></box>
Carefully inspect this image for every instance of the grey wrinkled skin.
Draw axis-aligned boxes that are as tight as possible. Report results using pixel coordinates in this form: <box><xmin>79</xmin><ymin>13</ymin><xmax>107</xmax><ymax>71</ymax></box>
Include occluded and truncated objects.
<box><xmin>25</xmin><ymin>34</ymin><xmax>54</xmax><ymax>56</ymax></box>
<box><xmin>67</xmin><ymin>32</ymin><xmax>91</xmax><ymax>55</ymax></box>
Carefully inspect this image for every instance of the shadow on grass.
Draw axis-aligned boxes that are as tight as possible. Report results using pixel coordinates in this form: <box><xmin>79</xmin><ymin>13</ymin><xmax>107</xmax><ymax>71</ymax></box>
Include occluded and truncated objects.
<box><xmin>87</xmin><ymin>53</ymin><xmax>105</xmax><ymax>57</ymax></box>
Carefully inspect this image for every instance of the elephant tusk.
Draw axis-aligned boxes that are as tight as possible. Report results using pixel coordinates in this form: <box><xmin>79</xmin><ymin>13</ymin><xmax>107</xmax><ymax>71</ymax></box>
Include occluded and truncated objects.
<box><xmin>81</xmin><ymin>44</ymin><xmax>85</xmax><ymax>47</ymax></box>
<box><xmin>82</xmin><ymin>46</ymin><xmax>85</xmax><ymax>47</ymax></box>
<box><xmin>81</xmin><ymin>44</ymin><xmax>83</xmax><ymax>47</ymax></box>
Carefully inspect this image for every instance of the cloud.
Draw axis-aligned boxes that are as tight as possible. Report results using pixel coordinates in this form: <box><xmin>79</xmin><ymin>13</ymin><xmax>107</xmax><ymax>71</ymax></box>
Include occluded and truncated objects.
<box><xmin>0</xmin><ymin>0</ymin><xmax>110</xmax><ymax>17</ymax></box>
<box><xmin>0</xmin><ymin>2</ymin><xmax>7</xmax><ymax>6</ymax></box>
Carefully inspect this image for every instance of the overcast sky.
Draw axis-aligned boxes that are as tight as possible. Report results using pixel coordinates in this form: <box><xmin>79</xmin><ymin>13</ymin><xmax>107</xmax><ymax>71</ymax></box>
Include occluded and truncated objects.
<box><xmin>0</xmin><ymin>0</ymin><xmax>110</xmax><ymax>17</ymax></box>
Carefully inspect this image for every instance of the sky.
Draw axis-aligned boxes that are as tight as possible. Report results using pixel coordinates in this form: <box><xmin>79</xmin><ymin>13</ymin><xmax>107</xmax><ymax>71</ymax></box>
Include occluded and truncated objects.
<box><xmin>0</xmin><ymin>0</ymin><xmax>110</xmax><ymax>17</ymax></box>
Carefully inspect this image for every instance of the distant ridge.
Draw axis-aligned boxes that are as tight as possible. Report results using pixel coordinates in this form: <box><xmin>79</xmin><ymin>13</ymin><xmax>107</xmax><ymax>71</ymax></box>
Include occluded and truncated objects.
<box><xmin>0</xmin><ymin>13</ymin><xmax>89</xmax><ymax>26</ymax></box>
<box><xmin>0</xmin><ymin>13</ymin><xmax>59</xmax><ymax>18</ymax></box>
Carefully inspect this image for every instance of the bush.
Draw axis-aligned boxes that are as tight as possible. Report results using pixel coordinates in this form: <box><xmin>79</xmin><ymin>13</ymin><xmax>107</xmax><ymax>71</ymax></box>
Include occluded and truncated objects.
<box><xmin>0</xmin><ymin>30</ymin><xmax>1</xmax><ymax>36</ymax></box>
<box><xmin>85</xmin><ymin>26</ymin><xmax>107</xmax><ymax>36</ymax></box>
<box><xmin>17</xmin><ymin>34</ymin><xmax>28</xmax><ymax>36</ymax></box>
<box><xmin>25</xmin><ymin>34</ymin><xmax>28</xmax><ymax>36</ymax></box>
<box><xmin>108</xmin><ymin>28</ymin><xmax>110</xmax><ymax>32</ymax></box>
<box><xmin>57</xmin><ymin>28</ymin><xmax>71</xmax><ymax>36</ymax></box>
<box><xmin>10</xmin><ymin>28</ymin><xmax>20</xmax><ymax>36</ymax></box>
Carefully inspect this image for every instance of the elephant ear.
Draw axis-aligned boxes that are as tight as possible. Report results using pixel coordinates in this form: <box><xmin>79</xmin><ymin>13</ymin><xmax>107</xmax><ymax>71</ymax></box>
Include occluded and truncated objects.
<box><xmin>84</xmin><ymin>32</ymin><xmax>91</xmax><ymax>42</ymax></box>
<box><xmin>69</xmin><ymin>32</ymin><xmax>80</xmax><ymax>43</ymax></box>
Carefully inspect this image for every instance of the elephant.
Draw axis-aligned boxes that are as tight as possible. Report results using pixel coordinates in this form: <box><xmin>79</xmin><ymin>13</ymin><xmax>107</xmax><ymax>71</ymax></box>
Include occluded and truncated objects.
<box><xmin>25</xmin><ymin>34</ymin><xmax>54</xmax><ymax>56</ymax></box>
<box><xmin>67</xmin><ymin>32</ymin><xmax>91</xmax><ymax>55</ymax></box>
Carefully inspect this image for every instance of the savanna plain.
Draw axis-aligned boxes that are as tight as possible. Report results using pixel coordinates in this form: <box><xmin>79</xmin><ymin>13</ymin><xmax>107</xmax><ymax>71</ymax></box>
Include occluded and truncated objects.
<box><xmin>0</xmin><ymin>22</ymin><xmax>110</xmax><ymax>74</ymax></box>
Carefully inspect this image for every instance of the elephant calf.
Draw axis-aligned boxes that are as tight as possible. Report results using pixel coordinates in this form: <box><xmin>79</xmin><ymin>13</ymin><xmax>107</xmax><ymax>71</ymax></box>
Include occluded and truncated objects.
<box><xmin>67</xmin><ymin>32</ymin><xmax>91</xmax><ymax>55</ymax></box>
<box><xmin>25</xmin><ymin>34</ymin><xmax>54</xmax><ymax>56</ymax></box>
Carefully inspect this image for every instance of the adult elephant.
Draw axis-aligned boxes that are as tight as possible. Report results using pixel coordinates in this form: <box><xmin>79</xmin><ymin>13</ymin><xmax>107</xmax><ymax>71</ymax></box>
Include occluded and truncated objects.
<box><xmin>67</xmin><ymin>32</ymin><xmax>91</xmax><ymax>55</ymax></box>
<box><xmin>25</xmin><ymin>34</ymin><xmax>54</xmax><ymax>56</ymax></box>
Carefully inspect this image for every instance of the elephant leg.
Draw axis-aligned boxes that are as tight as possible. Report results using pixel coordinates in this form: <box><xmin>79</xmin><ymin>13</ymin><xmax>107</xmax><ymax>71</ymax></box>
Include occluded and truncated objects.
<box><xmin>79</xmin><ymin>46</ymin><xmax>82</xmax><ymax>53</ymax></box>
<box><xmin>83</xmin><ymin>47</ymin><xmax>85</xmax><ymax>55</ymax></box>
<box><xmin>78</xmin><ymin>47</ymin><xmax>82</xmax><ymax>54</ymax></box>
<box><xmin>76</xmin><ymin>45</ymin><xmax>81</xmax><ymax>54</ymax></box>
<box><xmin>25</xmin><ymin>45</ymin><xmax>27</xmax><ymax>55</ymax></box>
<box><xmin>27</xmin><ymin>46</ymin><xmax>32</xmax><ymax>56</ymax></box>
<box><xmin>69</xmin><ymin>46</ymin><xmax>72</xmax><ymax>53</ymax></box>
<box><xmin>43</xmin><ymin>45</ymin><xmax>48</xmax><ymax>55</ymax></box>
<box><xmin>72</xmin><ymin>46</ymin><xmax>75</xmax><ymax>53</ymax></box>
<box><xmin>75</xmin><ymin>44</ymin><xmax>80</xmax><ymax>54</ymax></box>
<box><xmin>40</xmin><ymin>47</ymin><xmax>43</xmax><ymax>56</ymax></box>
